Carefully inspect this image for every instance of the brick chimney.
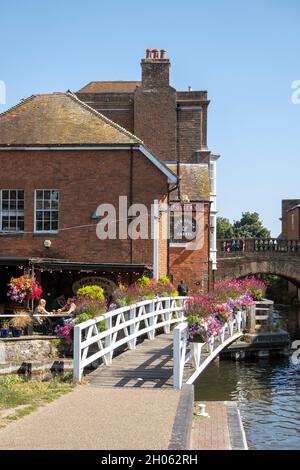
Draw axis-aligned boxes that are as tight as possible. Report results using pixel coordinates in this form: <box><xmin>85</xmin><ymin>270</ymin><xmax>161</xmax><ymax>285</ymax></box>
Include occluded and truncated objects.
<box><xmin>134</xmin><ymin>49</ymin><xmax>176</xmax><ymax>162</ymax></box>
<box><xmin>141</xmin><ymin>49</ymin><xmax>171</xmax><ymax>89</ymax></box>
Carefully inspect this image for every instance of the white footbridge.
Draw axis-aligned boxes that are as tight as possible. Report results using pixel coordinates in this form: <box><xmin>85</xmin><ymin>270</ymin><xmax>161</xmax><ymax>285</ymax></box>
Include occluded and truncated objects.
<box><xmin>73</xmin><ymin>297</ymin><xmax>246</xmax><ymax>389</ymax></box>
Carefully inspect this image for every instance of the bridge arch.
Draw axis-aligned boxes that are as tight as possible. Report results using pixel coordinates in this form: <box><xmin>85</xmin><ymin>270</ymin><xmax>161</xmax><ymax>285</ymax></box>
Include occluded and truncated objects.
<box><xmin>216</xmin><ymin>239</ymin><xmax>300</xmax><ymax>287</ymax></box>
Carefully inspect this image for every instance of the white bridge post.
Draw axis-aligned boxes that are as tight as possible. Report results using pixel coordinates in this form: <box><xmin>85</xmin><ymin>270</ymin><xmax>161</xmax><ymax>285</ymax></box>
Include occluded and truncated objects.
<box><xmin>164</xmin><ymin>298</ymin><xmax>171</xmax><ymax>334</ymax></box>
<box><xmin>148</xmin><ymin>300</ymin><xmax>156</xmax><ymax>340</ymax></box>
<box><xmin>105</xmin><ymin>316</ymin><xmax>113</xmax><ymax>364</ymax></box>
<box><xmin>129</xmin><ymin>306</ymin><xmax>137</xmax><ymax>349</ymax></box>
<box><xmin>73</xmin><ymin>325</ymin><xmax>82</xmax><ymax>382</ymax></box>
<box><xmin>173</xmin><ymin>323</ymin><xmax>187</xmax><ymax>389</ymax></box>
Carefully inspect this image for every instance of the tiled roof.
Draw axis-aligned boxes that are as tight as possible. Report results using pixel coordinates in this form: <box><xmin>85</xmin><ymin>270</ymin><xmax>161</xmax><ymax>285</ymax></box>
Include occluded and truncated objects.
<box><xmin>77</xmin><ymin>81</ymin><xmax>141</xmax><ymax>94</ymax></box>
<box><xmin>167</xmin><ymin>163</ymin><xmax>210</xmax><ymax>201</ymax></box>
<box><xmin>0</xmin><ymin>92</ymin><xmax>142</xmax><ymax>145</ymax></box>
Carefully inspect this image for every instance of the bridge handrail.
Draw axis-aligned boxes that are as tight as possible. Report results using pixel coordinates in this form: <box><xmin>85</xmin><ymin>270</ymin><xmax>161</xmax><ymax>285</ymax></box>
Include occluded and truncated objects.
<box><xmin>173</xmin><ymin>310</ymin><xmax>247</xmax><ymax>389</ymax></box>
<box><xmin>218</xmin><ymin>238</ymin><xmax>300</xmax><ymax>253</ymax></box>
<box><xmin>73</xmin><ymin>296</ymin><xmax>188</xmax><ymax>381</ymax></box>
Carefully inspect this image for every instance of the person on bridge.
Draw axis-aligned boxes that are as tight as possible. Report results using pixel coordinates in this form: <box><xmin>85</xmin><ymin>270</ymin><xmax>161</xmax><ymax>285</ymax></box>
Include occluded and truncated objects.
<box><xmin>177</xmin><ymin>280</ymin><xmax>188</xmax><ymax>296</ymax></box>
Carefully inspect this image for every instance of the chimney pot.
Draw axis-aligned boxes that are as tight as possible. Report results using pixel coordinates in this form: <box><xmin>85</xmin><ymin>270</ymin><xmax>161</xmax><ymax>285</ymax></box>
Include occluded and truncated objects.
<box><xmin>152</xmin><ymin>49</ymin><xmax>159</xmax><ymax>60</ymax></box>
<box><xmin>146</xmin><ymin>49</ymin><xmax>151</xmax><ymax>59</ymax></box>
<box><xmin>160</xmin><ymin>49</ymin><xmax>166</xmax><ymax>59</ymax></box>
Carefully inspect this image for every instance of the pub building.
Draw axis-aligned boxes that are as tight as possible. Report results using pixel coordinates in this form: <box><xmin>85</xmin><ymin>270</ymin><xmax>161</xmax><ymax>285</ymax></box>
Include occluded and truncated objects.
<box><xmin>0</xmin><ymin>50</ymin><xmax>219</xmax><ymax>312</ymax></box>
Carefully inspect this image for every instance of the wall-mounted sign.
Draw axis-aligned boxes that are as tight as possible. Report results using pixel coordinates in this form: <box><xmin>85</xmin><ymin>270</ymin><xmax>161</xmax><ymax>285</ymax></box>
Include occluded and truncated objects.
<box><xmin>72</xmin><ymin>277</ymin><xmax>116</xmax><ymax>296</ymax></box>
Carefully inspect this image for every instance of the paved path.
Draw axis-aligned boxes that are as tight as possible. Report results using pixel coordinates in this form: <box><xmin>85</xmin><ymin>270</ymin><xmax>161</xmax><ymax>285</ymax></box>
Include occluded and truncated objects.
<box><xmin>190</xmin><ymin>401</ymin><xmax>248</xmax><ymax>450</ymax></box>
<box><xmin>0</xmin><ymin>385</ymin><xmax>180</xmax><ymax>450</ymax></box>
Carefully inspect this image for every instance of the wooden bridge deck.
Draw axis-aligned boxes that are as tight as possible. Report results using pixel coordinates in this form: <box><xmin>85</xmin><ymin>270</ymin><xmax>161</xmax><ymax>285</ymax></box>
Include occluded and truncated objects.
<box><xmin>87</xmin><ymin>332</ymin><xmax>233</xmax><ymax>389</ymax></box>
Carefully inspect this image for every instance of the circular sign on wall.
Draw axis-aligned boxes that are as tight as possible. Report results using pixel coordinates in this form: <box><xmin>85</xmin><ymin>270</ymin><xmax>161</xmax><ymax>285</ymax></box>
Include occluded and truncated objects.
<box><xmin>72</xmin><ymin>277</ymin><xmax>116</xmax><ymax>296</ymax></box>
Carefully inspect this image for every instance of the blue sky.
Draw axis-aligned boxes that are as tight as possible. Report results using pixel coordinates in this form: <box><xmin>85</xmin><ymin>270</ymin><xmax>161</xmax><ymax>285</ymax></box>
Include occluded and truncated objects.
<box><xmin>1</xmin><ymin>0</ymin><xmax>299</xmax><ymax>236</ymax></box>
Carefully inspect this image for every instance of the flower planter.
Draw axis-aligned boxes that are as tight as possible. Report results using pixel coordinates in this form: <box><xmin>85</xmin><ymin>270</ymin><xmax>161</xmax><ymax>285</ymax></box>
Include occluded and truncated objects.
<box><xmin>190</xmin><ymin>341</ymin><xmax>205</xmax><ymax>368</ymax></box>
<box><xmin>12</xmin><ymin>327</ymin><xmax>23</xmax><ymax>338</ymax></box>
<box><xmin>0</xmin><ymin>328</ymin><xmax>10</xmax><ymax>338</ymax></box>
<box><xmin>208</xmin><ymin>335</ymin><xmax>215</xmax><ymax>354</ymax></box>
<box><xmin>235</xmin><ymin>310</ymin><xmax>242</xmax><ymax>332</ymax></box>
<box><xmin>219</xmin><ymin>326</ymin><xmax>225</xmax><ymax>343</ymax></box>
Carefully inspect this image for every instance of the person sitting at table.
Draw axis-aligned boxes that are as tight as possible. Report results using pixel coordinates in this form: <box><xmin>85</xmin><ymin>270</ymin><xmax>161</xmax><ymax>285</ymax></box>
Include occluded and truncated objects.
<box><xmin>58</xmin><ymin>298</ymin><xmax>76</xmax><ymax>316</ymax></box>
<box><xmin>34</xmin><ymin>299</ymin><xmax>52</xmax><ymax>315</ymax></box>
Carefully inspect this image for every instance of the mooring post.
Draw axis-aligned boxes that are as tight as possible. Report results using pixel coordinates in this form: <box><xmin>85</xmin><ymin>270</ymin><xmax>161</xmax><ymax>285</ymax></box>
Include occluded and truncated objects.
<box><xmin>246</xmin><ymin>304</ymin><xmax>256</xmax><ymax>333</ymax></box>
<box><xmin>268</xmin><ymin>301</ymin><xmax>274</xmax><ymax>332</ymax></box>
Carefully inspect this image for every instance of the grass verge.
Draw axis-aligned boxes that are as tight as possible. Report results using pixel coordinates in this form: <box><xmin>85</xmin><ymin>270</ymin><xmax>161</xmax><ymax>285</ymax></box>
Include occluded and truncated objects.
<box><xmin>0</xmin><ymin>373</ymin><xmax>75</xmax><ymax>428</ymax></box>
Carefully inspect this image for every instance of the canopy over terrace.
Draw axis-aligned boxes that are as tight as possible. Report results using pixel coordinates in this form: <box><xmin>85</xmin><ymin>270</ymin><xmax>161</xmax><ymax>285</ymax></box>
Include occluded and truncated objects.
<box><xmin>0</xmin><ymin>257</ymin><xmax>152</xmax><ymax>310</ymax></box>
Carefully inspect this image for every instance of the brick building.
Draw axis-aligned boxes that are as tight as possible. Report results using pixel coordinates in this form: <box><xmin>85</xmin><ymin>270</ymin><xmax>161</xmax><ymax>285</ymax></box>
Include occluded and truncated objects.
<box><xmin>0</xmin><ymin>92</ymin><xmax>177</xmax><ymax>306</ymax></box>
<box><xmin>281</xmin><ymin>199</ymin><xmax>300</xmax><ymax>239</ymax></box>
<box><xmin>0</xmin><ymin>50</ymin><xmax>219</xmax><ymax>307</ymax></box>
<box><xmin>77</xmin><ymin>49</ymin><xmax>219</xmax><ymax>290</ymax></box>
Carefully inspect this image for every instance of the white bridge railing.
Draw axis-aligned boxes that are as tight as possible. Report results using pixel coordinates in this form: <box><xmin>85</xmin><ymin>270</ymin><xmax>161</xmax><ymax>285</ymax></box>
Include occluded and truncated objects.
<box><xmin>173</xmin><ymin>310</ymin><xmax>247</xmax><ymax>389</ymax></box>
<box><xmin>73</xmin><ymin>296</ymin><xmax>187</xmax><ymax>381</ymax></box>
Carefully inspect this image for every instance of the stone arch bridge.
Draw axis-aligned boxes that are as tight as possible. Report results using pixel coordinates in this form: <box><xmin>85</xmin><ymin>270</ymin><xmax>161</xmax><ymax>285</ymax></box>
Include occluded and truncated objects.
<box><xmin>216</xmin><ymin>238</ymin><xmax>300</xmax><ymax>286</ymax></box>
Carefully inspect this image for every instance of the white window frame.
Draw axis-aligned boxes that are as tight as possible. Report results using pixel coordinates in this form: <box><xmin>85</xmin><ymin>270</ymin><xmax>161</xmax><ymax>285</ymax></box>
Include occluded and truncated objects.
<box><xmin>34</xmin><ymin>189</ymin><xmax>59</xmax><ymax>234</ymax></box>
<box><xmin>0</xmin><ymin>189</ymin><xmax>24</xmax><ymax>233</ymax></box>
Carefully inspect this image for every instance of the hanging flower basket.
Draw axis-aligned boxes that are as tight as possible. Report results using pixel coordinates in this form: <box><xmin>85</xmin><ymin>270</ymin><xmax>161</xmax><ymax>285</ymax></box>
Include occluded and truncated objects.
<box><xmin>7</xmin><ymin>275</ymin><xmax>43</xmax><ymax>304</ymax></box>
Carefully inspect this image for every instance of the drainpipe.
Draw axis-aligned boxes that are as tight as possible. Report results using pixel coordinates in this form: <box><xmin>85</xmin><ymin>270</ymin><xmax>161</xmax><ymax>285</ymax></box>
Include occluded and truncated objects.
<box><xmin>167</xmin><ymin>181</ymin><xmax>180</xmax><ymax>278</ymax></box>
<box><xmin>129</xmin><ymin>148</ymin><xmax>134</xmax><ymax>282</ymax></box>
<box><xmin>153</xmin><ymin>199</ymin><xmax>159</xmax><ymax>280</ymax></box>
<box><xmin>207</xmin><ymin>201</ymin><xmax>212</xmax><ymax>293</ymax></box>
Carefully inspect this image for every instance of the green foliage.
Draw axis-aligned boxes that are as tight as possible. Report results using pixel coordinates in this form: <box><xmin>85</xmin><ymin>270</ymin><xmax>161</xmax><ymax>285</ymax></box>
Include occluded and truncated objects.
<box><xmin>0</xmin><ymin>374</ymin><xmax>74</xmax><ymax>426</ymax></box>
<box><xmin>187</xmin><ymin>315</ymin><xmax>199</xmax><ymax>326</ymax></box>
<box><xmin>77</xmin><ymin>313</ymin><xmax>93</xmax><ymax>323</ymax></box>
<box><xmin>232</xmin><ymin>212</ymin><xmax>271</xmax><ymax>238</ymax></box>
<box><xmin>217</xmin><ymin>212</ymin><xmax>270</xmax><ymax>239</ymax></box>
<box><xmin>158</xmin><ymin>275</ymin><xmax>170</xmax><ymax>285</ymax></box>
<box><xmin>264</xmin><ymin>275</ymin><xmax>298</xmax><ymax>305</ymax></box>
<box><xmin>253</xmin><ymin>288</ymin><xmax>264</xmax><ymax>301</ymax></box>
<box><xmin>76</xmin><ymin>312</ymin><xmax>105</xmax><ymax>331</ymax></box>
<box><xmin>137</xmin><ymin>276</ymin><xmax>151</xmax><ymax>287</ymax></box>
<box><xmin>76</xmin><ymin>285</ymin><xmax>104</xmax><ymax>300</ymax></box>
<box><xmin>217</xmin><ymin>217</ymin><xmax>234</xmax><ymax>239</ymax></box>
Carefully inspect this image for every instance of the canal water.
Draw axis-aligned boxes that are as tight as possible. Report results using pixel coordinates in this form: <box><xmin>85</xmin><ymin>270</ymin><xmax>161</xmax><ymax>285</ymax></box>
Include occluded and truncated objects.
<box><xmin>194</xmin><ymin>307</ymin><xmax>300</xmax><ymax>450</ymax></box>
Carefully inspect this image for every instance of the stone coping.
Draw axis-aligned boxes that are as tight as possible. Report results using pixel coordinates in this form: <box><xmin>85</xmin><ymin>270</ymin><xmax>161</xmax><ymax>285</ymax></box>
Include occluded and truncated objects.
<box><xmin>0</xmin><ymin>336</ymin><xmax>58</xmax><ymax>342</ymax></box>
<box><xmin>168</xmin><ymin>384</ymin><xmax>194</xmax><ymax>450</ymax></box>
<box><xmin>0</xmin><ymin>359</ymin><xmax>73</xmax><ymax>375</ymax></box>
<box><xmin>225</xmin><ymin>401</ymin><xmax>248</xmax><ymax>450</ymax></box>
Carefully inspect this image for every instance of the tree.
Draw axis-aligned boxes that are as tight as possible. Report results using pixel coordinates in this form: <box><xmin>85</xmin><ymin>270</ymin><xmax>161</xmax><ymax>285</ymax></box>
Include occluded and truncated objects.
<box><xmin>217</xmin><ymin>212</ymin><xmax>271</xmax><ymax>239</ymax></box>
<box><xmin>232</xmin><ymin>212</ymin><xmax>270</xmax><ymax>238</ymax></box>
<box><xmin>217</xmin><ymin>217</ymin><xmax>234</xmax><ymax>239</ymax></box>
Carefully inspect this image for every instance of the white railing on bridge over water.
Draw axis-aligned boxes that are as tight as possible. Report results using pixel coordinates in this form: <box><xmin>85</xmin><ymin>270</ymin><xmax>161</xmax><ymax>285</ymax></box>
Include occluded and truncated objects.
<box><xmin>73</xmin><ymin>297</ymin><xmax>187</xmax><ymax>382</ymax></box>
<box><xmin>73</xmin><ymin>296</ymin><xmax>247</xmax><ymax>388</ymax></box>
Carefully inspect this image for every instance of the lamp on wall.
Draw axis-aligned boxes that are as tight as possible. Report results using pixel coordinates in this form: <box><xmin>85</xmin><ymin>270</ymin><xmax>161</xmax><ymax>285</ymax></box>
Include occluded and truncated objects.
<box><xmin>44</xmin><ymin>240</ymin><xmax>52</xmax><ymax>249</ymax></box>
<box><xmin>91</xmin><ymin>211</ymin><xmax>100</xmax><ymax>220</ymax></box>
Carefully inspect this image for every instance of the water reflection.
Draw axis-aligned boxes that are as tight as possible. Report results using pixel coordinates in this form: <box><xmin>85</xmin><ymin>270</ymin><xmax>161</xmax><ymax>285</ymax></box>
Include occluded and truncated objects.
<box><xmin>194</xmin><ymin>307</ymin><xmax>300</xmax><ymax>450</ymax></box>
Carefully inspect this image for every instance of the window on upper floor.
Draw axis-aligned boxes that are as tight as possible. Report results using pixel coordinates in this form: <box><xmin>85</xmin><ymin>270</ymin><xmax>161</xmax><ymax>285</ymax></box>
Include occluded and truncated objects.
<box><xmin>35</xmin><ymin>190</ymin><xmax>59</xmax><ymax>233</ymax></box>
<box><xmin>0</xmin><ymin>190</ymin><xmax>24</xmax><ymax>233</ymax></box>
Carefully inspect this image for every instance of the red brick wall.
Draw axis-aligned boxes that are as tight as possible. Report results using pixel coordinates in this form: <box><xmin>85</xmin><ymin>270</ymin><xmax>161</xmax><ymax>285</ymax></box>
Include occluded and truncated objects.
<box><xmin>282</xmin><ymin>200</ymin><xmax>300</xmax><ymax>238</ymax></box>
<box><xmin>0</xmin><ymin>149</ymin><xmax>169</xmax><ymax>270</ymax></box>
<box><xmin>76</xmin><ymin>93</ymin><xmax>135</xmax><ymax>133</ymax></box>
<box><xmin>286</xmin><ymin>208</ymin><xmax>300</xmax><ymax>239</ymax></box>
<box><xmin>177</xmin><ymin>106</ymin><xmax>202</xmax><ymax>163</ymax></box>
<box><xmin>134</xmin><ymin>88</ymin><xmax>177</xmax><ymax>162</ymax></box>
<box><xmin>169</xmin><ymin>204</ymin><xmax>210</xmax><ymax>293</ymax></box>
